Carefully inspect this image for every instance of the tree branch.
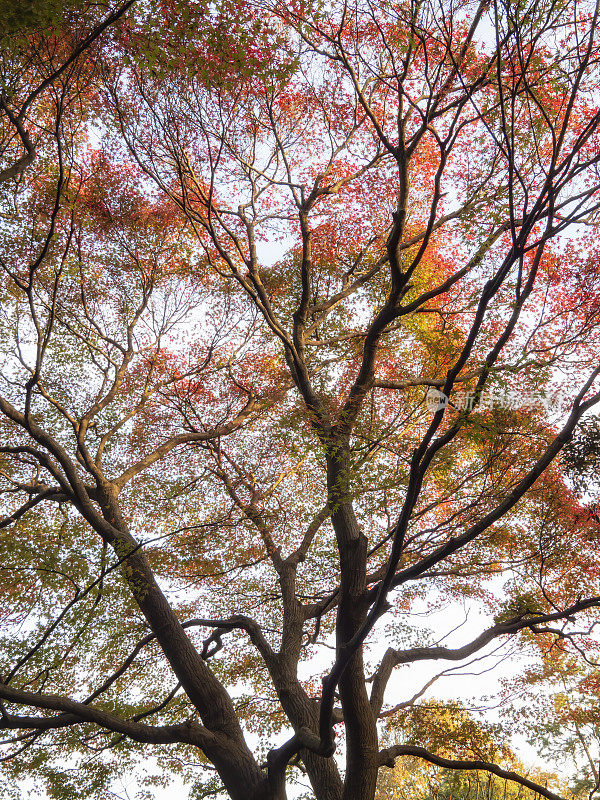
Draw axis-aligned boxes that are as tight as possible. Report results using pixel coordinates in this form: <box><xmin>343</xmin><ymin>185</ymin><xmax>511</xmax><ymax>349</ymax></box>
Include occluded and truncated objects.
<box><xmin>0</xmin><ymin>682</ymin><xmax>214</xmax><ymax>748</ymax></box>
<box><xmin>378</xmin><ymin>744</ymin><xmax>566</xmax><ymax>800</ymax></box>
<box><xmin>370</xmin><ymin>597</ymin><xmax>600</xmax><ymax>715</ymax></box>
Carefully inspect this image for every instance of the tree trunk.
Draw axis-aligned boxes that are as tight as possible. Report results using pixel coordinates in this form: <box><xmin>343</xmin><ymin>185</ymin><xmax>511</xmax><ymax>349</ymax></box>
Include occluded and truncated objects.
<box><xmin>327</xmin><ymin>445</ymin><xmax>379</xmax><ymax>800</ymax></box>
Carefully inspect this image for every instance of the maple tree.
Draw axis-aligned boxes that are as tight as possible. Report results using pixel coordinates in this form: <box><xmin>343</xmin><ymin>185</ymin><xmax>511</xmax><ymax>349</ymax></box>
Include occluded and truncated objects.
<box><xmin>374</xmin><ymin>703</ymin><xmax>569</xmax><ymax>800</ymax></box>
<box><xmin>2</xmin><ymin>0</ymin><xmax>600</xmax><ymax>798</ymax></box>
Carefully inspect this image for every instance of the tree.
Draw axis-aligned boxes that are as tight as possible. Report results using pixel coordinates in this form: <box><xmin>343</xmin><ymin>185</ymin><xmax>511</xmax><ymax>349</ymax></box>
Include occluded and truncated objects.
<box><xmin>374</xmin><ymin>703</ymin><xmax>572</xmax><ymax>800</ymax></box>
<box><xmin>0</xmin><ymin>0</ymin><xmax>134</xmax><ymax>183</ymax></box>
<box><xmin>2</xmin><ymin>0</ymin><xmax>600</xmax><ymax>798</ymax></box>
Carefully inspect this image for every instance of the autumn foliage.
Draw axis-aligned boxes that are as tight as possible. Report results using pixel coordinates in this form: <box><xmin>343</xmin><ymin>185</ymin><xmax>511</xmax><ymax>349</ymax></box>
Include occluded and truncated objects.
<box><xmin>2</xmin><ymin>1</ymin><xmax>600</xmax><ymax>799</ymax></box>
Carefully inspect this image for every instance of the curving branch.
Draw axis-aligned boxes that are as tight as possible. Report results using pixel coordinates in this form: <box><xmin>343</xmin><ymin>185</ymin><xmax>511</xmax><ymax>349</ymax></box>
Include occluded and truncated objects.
<box><xmin>113</xmin><ymin>393</ymin><xmax>282</xmax><ymax>489</ymax></box>
<box><xmin>0</xmin><ymin>1</ymin><xmax>136</xmax><ymax>183</ymax></box>
<box><xmin>0</xmin><ymin>682</ymin><xmax>214</xmax><ymax>748</ymax></box>
<box><xmin>0</xmin><ymin>99</ymin><xmax>35</xmax><ymax>183</ymax></box>
<box><xmin>378</xmin><ymin>744</ymin><xmax>565</xmax><ymax>800</ymax></box>
<box><xmin>370</xmin><ymin>597</ymin><xmax>600</xmax><ymax>715</ymax></box>
<box><xmin>0</xmin><ymin>489</ymin><xmax>56</xmax><ymax>529</ymax></box>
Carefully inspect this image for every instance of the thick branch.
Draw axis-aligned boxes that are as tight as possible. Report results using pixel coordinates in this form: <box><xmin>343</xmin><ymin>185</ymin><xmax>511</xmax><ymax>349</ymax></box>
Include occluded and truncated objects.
<box><xmin>0</xmin><ymin>682</ymin><xmax>213</xmax><ymax>748</ymax></box>
<box><xmin>370</xmin><ymin>598</ymin><xmax>600</xmax><ymax>715</ymax></box>
<box><xmin>378</xmin><ymin>744</ymin><xmax>565</xmax><ymax>800</ymax></box>
<box><xmin>0</xmin><ymin>100</ymin><xmax>35</xmax><ymax>183</ymax></box>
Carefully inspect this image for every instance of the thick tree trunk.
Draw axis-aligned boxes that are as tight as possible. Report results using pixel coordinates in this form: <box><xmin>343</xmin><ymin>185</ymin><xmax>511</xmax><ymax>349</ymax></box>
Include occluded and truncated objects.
<box><xmin>277</xmin><ymin>684</ymin><xmax>343</xmax><ymax>800</ymax></box>
<box><xmin>272</xmin><ymin>566</ymin><xmax>344</xmax><ymax>800</ymax></box>
<box><xmin>98</xmin><ymin>486</ymin><xmax>271</xmax><ymax>800</ymax></box>
<box><xmin>327</xmin><ymin>446</ymin><xmax>379</xmax><ymax>800</ymax></box>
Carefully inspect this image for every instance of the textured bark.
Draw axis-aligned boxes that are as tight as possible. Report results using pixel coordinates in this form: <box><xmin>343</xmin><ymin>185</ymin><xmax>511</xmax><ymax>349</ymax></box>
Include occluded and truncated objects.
<box><xmin>327</xmin><ymin>445</ymin><xmax>379</xmax><ymax>800</ymax></box>
<box><xmin>3</xmin><ymin>2</ymin><xmax>600</xmax><ymax>798</ymax></box>
<box><xmin>96</xmin><ymin>487</ymin><xmax>270</xmax><ymax>800</ymax></box>
<box><xmin>266</xmin><ymin>561</ymin><xmax>344</xmax><ymax>800</ymax></box>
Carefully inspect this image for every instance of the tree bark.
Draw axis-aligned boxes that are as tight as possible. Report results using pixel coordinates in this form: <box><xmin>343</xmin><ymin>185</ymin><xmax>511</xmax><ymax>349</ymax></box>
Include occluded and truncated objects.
<box><xmin>327</xmin><ymin>444</ymin><xmax>379</xmax><ymax>800</ymax></box>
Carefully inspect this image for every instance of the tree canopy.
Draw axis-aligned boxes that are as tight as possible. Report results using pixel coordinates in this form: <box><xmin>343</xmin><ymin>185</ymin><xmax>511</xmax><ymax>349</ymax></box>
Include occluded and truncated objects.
<box><xmin>2</xmin><ymin>0</ymin><xmax>600</xmax><ymax>798</ymax></box>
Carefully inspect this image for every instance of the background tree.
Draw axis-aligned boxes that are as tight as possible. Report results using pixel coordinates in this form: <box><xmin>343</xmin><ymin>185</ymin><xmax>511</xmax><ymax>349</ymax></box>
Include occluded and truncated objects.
<box><xmin>375</xmin><ymin>703</ymin><xmax>570</xmax><ymax>800</ymax></box>
<box><xmin>2</xmin><ymin>0</ymin><xmax>600</xmax><ymax>799</ymax></box>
